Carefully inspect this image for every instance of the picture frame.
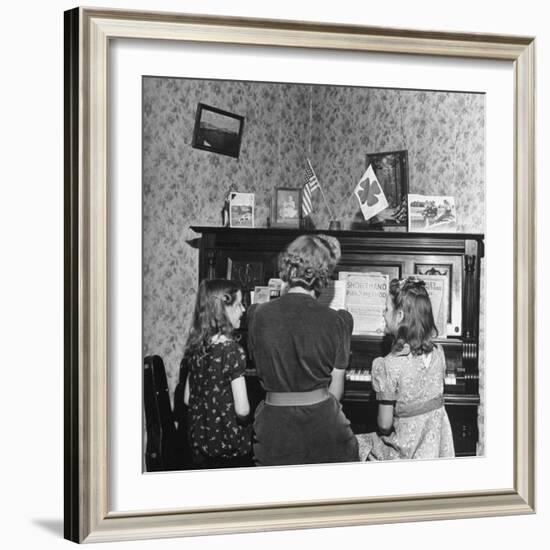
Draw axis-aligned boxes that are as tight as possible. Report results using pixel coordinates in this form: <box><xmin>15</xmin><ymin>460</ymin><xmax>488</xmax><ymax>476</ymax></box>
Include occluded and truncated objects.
<box><xmin>229</xmin><ymin>191</ymin><xmax>255</xmax><ymax>228</ymax></box>
<box><xmin>365</xmin><ymin>149</ymin><xmax>409</xmax><ymax>228</ymax></box>
<box><xmin>192</xmin><ymin>102</ymin><xmax>245</xmax><ymax>158</ymax></box>
<box><xmin>64</xmin><ymin>7</ymin><xmax>535</xmax><ymax>544</ymax></box>
<box><xmin>408</xmin><ymin>194</ymin><xmax>458</xmax><ymax>232</ymax></box>
<box><xmin>272</xmin><ymin>187</ymin><xmax>302</xmax><ymax>227</ymax></box>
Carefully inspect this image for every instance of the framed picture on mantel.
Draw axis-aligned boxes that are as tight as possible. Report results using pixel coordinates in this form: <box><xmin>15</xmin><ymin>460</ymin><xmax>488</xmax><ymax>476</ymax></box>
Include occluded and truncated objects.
<box><xmin>272</xmin><ymin>187</ymin><xmax>302</xmax><ymax>227</ymax></box>
<box><xmin>364</xmin><ymin>149</ymin><xmax>409</xmax><ymax>229</ymax></box>
<box><xmin>65</xmin><ymin>7</ymin><xmax>534</xmax><ymax>544</ymax></box>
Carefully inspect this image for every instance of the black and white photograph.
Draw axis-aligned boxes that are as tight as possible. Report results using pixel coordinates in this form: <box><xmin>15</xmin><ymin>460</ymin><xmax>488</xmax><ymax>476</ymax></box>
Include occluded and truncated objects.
<box><xmin>364</xmin><ymin>149</ymin><xmax>409</xmax><ymax>227</ymax></box>
<box><xmin>143</xmin><ymin>76</ymin><xmax>486</xmax><ymax>472</ymax></box>
<box><xmin>408</xmin><ymin>194</ymin><xmax>458</xmax><ymax>232</ymax></box>
<box><xmin>273</xmin><ymin>187</ymin><xmax>302</xmax><ymax>227</ymax></box>
<box><xmin>2</xmin><ymin>0</ymin><xmax>544</xmax><ymax>548</ymax></box>
<box><xmin>229</xmin><ymin>191</ymin><xmax>255</xmax><ymax>228</ymax></box>
<box><xmin>192</xmin><ymin>102</ymin><xmax>245</xmax><ymax>158</ymax></box>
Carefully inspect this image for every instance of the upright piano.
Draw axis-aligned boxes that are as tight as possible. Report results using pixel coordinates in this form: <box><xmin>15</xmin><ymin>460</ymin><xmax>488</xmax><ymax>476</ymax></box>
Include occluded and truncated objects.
<box><xmin>191</xmin><ymin>226</ymin><xmax>483</xmax><ymax>456</ymax></box>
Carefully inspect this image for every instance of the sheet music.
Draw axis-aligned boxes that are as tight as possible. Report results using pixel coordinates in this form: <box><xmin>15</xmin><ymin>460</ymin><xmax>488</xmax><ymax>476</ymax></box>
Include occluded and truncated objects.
<box><xmin>339</xmin><ymin>271</ymin><xmax>388</xmax><ymax>335</ymax></box>
<box><xmin>252</xmin><ymin>286</ymin><xmax>270</xmax><ymax>304</ymax></box>
<box><xmin>317</xmin><ymin>280</ymin><xmax>346</xmax><ymax>310</ymax></box>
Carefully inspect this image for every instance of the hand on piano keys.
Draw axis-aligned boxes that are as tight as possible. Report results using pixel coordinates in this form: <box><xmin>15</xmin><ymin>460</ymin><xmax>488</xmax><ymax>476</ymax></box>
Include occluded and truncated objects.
<box><xmin>345</xmin><ymin>368</ymin><xmax>372</xmax><ymax>382</ymax></box>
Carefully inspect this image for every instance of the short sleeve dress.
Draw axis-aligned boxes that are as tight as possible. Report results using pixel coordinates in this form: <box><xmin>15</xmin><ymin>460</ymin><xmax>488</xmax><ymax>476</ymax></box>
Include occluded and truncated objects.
<box><xmin>247</xmin><ymin>292</ymin><xmax>358</xmax><ymax>466</ymax></box>
<box><xmin>183</xmin><ymin>339</ymin><xmax>252</xmax><ymax>461</ymax></box>
<box><xmin>356</xmin><ymin>344</ymin><xmax>455</xmax><ymax>460</ymax></box>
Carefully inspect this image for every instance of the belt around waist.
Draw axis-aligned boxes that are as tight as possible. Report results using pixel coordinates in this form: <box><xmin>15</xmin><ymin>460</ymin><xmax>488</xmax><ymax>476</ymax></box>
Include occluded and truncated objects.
<box><xmin>265</xmin><ymin>388</ymin><xmax>330</xmax><ymax>406</ymax></box>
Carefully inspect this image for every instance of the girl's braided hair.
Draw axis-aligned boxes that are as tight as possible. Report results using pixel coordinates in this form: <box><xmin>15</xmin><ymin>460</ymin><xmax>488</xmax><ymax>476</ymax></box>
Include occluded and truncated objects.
<box><xmin>278</xmin><ymin>234</ymin><xmax>341</xmax><ymax>294</ymax></box>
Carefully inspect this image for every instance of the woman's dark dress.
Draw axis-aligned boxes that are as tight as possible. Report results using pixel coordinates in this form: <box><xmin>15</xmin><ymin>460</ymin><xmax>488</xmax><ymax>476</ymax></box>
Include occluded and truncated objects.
<box><xmin>247</xmin><ymin>293</ymin><xmax>358</xmax><ymax>465</ymax></box>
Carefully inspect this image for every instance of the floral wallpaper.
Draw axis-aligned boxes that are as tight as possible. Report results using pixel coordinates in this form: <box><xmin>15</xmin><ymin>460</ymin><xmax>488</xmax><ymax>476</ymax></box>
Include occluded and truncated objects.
<box><xmin>142</xmin><ymin>76</ymin><xmax>486</xmax><ymax>453</ymax></box>
<box><xmin>308</xmin><ymin>86</ymin><xmax>485</xmax><ymax>232</ymax></box>
<box><xmin>143</xmin><ymin>78</ymin><xmax>311</xmax><ymax>392</ymax></box>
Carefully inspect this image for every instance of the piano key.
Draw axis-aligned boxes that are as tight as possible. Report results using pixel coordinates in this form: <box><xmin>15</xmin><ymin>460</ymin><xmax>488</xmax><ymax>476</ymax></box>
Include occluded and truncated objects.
<box><xmin>445</xmin><ymin>373</ymin><xmax>457</xmax><ymax>385</ymax></box>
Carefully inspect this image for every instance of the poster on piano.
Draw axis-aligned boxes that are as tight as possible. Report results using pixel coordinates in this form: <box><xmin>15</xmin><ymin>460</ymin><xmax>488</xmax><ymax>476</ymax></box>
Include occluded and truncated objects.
<box><xmin>338</xmin><ymin>271</ymin><xmax>388</xmax><ymax>335</ymax></box>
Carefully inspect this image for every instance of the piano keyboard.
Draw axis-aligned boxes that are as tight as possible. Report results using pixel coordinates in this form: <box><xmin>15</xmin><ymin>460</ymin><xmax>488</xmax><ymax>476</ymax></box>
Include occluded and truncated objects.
<box><xmin>346</xmin><ymin>369</ymin><xmax>457</xmax><ymax>385</ymax></box>
<box><xmin>345</xmin><ymin>369</ymin><xmax>372</xmax><ymax>382</ymax></box>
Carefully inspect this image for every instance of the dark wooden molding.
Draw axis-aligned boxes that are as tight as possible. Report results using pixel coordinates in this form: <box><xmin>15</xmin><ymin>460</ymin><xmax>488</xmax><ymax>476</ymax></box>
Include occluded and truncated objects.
<box><xmin>64</xmin><ymin>7</ymin><xmax>81</xmax><ymax>544</ymax></box>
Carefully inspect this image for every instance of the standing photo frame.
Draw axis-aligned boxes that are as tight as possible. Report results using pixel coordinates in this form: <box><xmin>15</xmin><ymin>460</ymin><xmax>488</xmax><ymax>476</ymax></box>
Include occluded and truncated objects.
<box><xmin>229</xmin><ymin>191</ymin><xmax>255</xmax><ymax>227</ymax></box>
<box><xmin>64</xmin><ymin>7</ymin><xmax>535</xmax><ymax>543</ymax></box>
<box><xmin>365</xmin><ymin>149</ymin><xmax>409</xmax><ymax>228</ymax></box>
<box><xmin>272</xmin><ymin>187</ymin><xmax>302</xmax><ymax>227</ymax></box>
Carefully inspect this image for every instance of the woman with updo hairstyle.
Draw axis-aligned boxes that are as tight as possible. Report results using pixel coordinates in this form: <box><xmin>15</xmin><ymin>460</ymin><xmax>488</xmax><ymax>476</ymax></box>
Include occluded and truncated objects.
<box><xmin>247</xmin><ymin>234</ymin><xmax>358</xmax><ymax>466</ymax></box>
<box><xmin>277</xmin><ymin>234</ymin><xmax>341</xmax><ymax>295</ymax></box>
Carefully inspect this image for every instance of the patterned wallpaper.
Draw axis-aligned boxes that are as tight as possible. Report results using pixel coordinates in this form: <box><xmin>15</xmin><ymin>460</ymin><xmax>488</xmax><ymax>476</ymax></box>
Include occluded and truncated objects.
<box><xmin>143</xmin><ymin>78</ymin><xmax>311</xmax><ymax>391</ymax></box>
<box><xmin>142</xmin><ymin>76</ymin><xmax>486</xmax><ymax>452</ymax></box>
<box><xmin>309</xmin><ymin>86</ymin><xmax>485</xmax><ymax>231</ymax></box>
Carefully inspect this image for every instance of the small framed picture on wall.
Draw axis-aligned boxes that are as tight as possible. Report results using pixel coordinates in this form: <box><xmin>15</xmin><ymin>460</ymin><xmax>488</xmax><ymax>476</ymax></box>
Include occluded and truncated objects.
<box><xmin>192</xmin><ymin>103</ymin><xmax>245</xmax><ymax>158</ymax></box>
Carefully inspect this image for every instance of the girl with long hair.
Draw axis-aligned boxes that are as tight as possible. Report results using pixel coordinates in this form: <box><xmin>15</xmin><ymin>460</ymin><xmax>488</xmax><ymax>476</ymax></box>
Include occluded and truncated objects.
<box><xmin>179</xmin><ymin>279</ymin><xmax>253</xmax><ymax>468</ymax></box>
<box><xmin>358</xmin><ymin>276</ymin><xmax>455</xmax><ymax>460</ymax></box>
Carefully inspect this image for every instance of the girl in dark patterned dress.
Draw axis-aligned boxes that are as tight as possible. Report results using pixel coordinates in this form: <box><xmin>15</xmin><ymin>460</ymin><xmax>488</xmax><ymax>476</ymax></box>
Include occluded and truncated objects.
<box><xmin>180</xmin><ymin>279</ymin><xmax>253</xmax><ymax>469</ymax></box>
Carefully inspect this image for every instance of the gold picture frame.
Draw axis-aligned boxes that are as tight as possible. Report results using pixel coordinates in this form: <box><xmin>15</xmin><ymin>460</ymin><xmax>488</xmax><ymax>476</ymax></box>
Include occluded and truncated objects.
<box><xmin>64</xmin><ymin>7</ymin><xmax>535</xmax><ymax>543</ymax></box>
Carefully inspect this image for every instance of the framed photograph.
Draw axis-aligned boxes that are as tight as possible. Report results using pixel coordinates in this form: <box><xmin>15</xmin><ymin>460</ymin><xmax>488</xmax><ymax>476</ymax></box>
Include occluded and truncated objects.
<box><xmin>365</xmin><ymin>150</ymin><xmax>409</xmax><ymax>228</ymax></box>
<box><xmin>229</xmin><ymin>191</ymin><xmax>255</xmax><ymax>227</ymax></box>
<box><xmin>408</xmin><ymin>194</ymin><xmax>457</xmax><ymax>232</ymax></box>
<box><xmin>192</xmin><ymin>102</ymin><xmax>245</xmax><ymax>158</ymax></box>
<box><xmin>273</xmin><ymin>187</ymin><xmax>302</xmax><ymax>227</ymax></box>
<box><xmin>64</xmin><ymin>7</ymin><xmax>535</xmax><ymax>544</ymax></box>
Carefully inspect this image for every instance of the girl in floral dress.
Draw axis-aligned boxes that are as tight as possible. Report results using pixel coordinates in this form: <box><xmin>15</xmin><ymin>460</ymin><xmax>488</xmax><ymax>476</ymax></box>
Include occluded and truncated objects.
<box><xmin>180</xmin><ymin>279</ymin><xmax>253</xmax><ymax>468</ymax></box>
<box><xmin>357</xmin><ymin>277</ymin><xmax>455</xmax><ymax>460</ymax></box>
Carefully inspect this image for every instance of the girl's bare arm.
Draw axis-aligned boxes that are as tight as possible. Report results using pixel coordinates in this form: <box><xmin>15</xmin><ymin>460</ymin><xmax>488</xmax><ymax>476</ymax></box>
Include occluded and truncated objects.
<box><xmin>377</xmin><ymin>403</ymin><xmax>394</xmax><ymax>435</ymax></box>
<box><xmin>183</xmin><ymin>375</ymin><xmax>190</xmax><ymax>406</ymax></box>
<box><xmin>230</xmin><ymin>376</ymin><xmax>250</xmax><ymax>418</ymax></box>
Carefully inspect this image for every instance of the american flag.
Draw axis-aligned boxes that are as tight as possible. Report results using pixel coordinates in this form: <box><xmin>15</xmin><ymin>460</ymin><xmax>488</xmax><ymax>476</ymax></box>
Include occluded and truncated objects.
<box><xmin>302</xmin><ymin>162</ymin><xmax>321</xmax><ymax>217</ymax></box>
